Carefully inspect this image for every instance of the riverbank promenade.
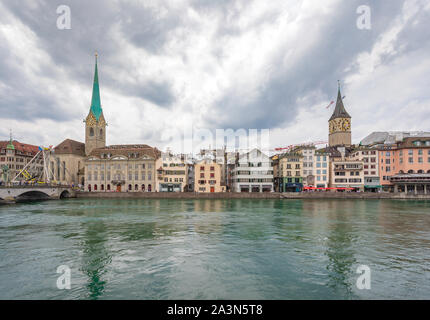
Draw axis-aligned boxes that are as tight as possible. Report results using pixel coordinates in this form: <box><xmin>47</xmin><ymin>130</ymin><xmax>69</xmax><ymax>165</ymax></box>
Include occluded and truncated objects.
<box><xmin>76</xmin><ymin>191</ymin><xmax>430</xmax><ymax>200</ymax></box>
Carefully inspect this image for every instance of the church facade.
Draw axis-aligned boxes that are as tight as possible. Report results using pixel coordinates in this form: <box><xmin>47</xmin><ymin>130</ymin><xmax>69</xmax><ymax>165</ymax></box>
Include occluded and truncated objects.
<box><xmin>54</xmin><ymin>54</ymin><xmax>160</xmax><ymax>192</ymax></box>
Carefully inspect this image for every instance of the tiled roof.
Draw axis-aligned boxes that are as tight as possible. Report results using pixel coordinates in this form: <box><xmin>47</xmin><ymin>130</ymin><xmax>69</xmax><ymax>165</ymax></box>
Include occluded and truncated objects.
<box><xmin>398</xmin><ymin>137</ymin><xmax>430</xmax><ymax>148</ymax></box>
<box><xmin>89</xmin><ymin>144</ymin><xmax>161</xmax><ymax>159</ymax></box>
<box><xmin>0</xmin><ymin>140</ymin><xmax>39</xmax><ymax>155</ymax></box>
<box><xmin>54</xmin><ymin>139</ymin><xmax>85</xmax><ymax>156</ymax></box>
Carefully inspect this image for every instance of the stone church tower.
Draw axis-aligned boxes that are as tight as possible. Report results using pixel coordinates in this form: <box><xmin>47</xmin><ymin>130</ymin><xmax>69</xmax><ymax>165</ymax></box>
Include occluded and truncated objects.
<box><xmin>328</xmin><ymin>84</ymin><xmax>351</xmax><ymax>147</ymax></box>
<box><xmin>85</xmin><ymin>53</ymin><xmax>106</xmax><ymax>156</ymax></box>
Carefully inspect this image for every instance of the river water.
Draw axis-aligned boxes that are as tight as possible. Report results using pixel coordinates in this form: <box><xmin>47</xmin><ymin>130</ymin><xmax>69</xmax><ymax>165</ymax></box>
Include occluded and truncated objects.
<box><xmin>0</xmin><ymin>198</ymin><xmax>429</xmax><ymax>299</ymax></box>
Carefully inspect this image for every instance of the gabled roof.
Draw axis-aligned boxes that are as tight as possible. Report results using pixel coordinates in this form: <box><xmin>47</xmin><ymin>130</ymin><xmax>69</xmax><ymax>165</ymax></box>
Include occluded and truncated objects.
<box><xmin>329</xmin><ymin>87</ymin><xmax>351</xmax><ymax>121</ymax></box>
<box><xmin>54</xmin><ymin>139</ymin><xmax>85</xmax><ymax>156</ymax></box>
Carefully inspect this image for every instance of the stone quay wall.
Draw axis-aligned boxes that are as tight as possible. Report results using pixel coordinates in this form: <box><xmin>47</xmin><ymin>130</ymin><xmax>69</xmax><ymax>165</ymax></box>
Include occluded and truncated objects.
<box><xmin>76</xmin><ymin>191</ymin><xmax>430</xmax><ymax>200</ymax></box>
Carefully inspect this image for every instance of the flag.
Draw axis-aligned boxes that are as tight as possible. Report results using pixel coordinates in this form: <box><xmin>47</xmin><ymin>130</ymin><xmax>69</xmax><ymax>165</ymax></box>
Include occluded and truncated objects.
<box><xmin>325</xmin><ymin>101</ymin><xmax>334</xmax><ymax>109</ymax></box>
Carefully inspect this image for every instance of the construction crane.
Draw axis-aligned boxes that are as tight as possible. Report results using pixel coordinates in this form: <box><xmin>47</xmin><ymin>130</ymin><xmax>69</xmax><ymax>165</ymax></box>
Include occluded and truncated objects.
<box><xmin>273</xmin><ymin>140</ymin><xmax>328</xmax><ymax>153</ymax></box>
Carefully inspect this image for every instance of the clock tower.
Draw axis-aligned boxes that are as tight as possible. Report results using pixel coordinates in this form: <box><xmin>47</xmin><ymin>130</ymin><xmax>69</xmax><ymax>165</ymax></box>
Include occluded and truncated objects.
<box><xmin>328</xmin><ymin>84</ymin><xmax>351</xmax><ymax>147</ymax></box>
<box><xmin>85</xmin><ymin>53</ymin><xmax>106</xmax><ymax>156</ymax></box>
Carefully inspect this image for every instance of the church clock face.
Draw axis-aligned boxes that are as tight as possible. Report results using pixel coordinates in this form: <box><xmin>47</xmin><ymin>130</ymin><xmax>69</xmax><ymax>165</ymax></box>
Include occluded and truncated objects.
<box><xmin>340</xmin><ymin>118</ymin><xmax>351</xmax><ymax>131</ymax></box>
<box><xmin>329</xmin><ymin>121</ymin><xmax>335</xmax><ymax>134</ymax></box>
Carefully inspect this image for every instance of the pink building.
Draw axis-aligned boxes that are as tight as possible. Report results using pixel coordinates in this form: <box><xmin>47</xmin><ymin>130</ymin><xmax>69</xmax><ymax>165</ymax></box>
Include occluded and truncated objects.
<box><xmin>379</xmin><ymin>137</ymin><xmax>430</xmax><ymax>193</ymax></box>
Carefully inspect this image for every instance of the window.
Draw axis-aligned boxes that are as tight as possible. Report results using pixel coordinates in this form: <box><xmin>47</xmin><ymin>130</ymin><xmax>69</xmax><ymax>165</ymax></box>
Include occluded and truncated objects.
<box><xmin>418</xmin><ymin>149</ymin><xmax>423</xmax><ymax>155</ymax></box>
<box><xmin>210</xmin><ymin>166</ymin><xmax>215</xmax><ymax>171</ymax></box>
<box><xmin>89</xmin><ymin>127</ymin><xmax>94</xmax><ymax>136</ymax></box>
<box><xmin>408</xmin><ymin>157</ymin><xmax>413</xmax><ymax>163</ymax></box>
<box><xmin>408</xmin><ymin>150</ymin><xmax>413</xmax><ymax>155</ymax></box>
<box><xmin>200</xmin><ymin>173</ymin><xmax>204</xmax><ymax>178</ymax></box>
<box><xmin>200</xmin><ymin>166</ymin><xmax>205</xmax><ymax>171</ymax></box>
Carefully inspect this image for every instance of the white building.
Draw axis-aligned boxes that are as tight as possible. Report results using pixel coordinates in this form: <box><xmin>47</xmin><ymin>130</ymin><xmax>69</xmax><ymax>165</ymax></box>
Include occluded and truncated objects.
<box><xmin>232</xmin><ymin>149</ymin><xmax>274</xmax><ymax>192</ymax></box>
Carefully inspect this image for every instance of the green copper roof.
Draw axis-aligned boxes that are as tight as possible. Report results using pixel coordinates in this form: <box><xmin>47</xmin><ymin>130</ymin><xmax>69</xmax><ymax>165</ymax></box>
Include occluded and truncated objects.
<box><xmin>6</xmin><ymin>133</ymin><xmax>14</xmax><ymax>150</ymax></box>
<box><xmin>89</xmin><ymin>54</ymin><xmax>102</xmax><ymax>121</ymax></box>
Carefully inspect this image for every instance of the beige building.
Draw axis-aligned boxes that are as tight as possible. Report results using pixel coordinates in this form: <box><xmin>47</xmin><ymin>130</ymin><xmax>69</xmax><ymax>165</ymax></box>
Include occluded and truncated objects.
<box><xmin>156</xmin><ymin>152</ymin><xmax>189</xmax><ymax>192</ymax></box>
<box><xmin>329</xmin><ymin>156</ymin><xmax>364</xmax><ymax>191</ymax></box>
<box><xmin>52</xmin><ymin>139</ymin><xmax>86</xmax><ymax>186</ymax></box>
<box><xmin>278</xmin><ymin>151</ymin><xmax>303</xmax><ymax>192</ymax></box>
<box><xmin>194</xmin><ymin>159</ymin><xmax>225</xmax><ymax>193</ymax></box>
<box><xmin>85</xmin><ymin>144</ymin><xmax>159</xmax><ymax>192</ymax></box>
<box><xmin>349</xmin><ymin>148</ymin><xmax>380</xmax><ymax>191</ymax></box>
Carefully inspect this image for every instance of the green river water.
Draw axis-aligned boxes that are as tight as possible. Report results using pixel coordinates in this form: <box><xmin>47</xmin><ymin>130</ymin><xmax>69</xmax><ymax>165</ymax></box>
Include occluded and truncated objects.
<box><xmin>0</xmin><ymin>198</ymin><xmax>429</xmax><ymax>299</ymax></box>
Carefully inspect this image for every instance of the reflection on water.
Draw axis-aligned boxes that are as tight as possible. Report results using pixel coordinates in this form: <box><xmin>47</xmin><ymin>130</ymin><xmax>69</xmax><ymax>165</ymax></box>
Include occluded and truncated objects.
<box><xmin>80</xmin><ymin>221</ymin><xmax>111</xmax><ymax>300</ymax></box>
<box><xmin>0</xmin><ymin>198</ymin><xmax>429</xmax><ymax>299</ymax></box>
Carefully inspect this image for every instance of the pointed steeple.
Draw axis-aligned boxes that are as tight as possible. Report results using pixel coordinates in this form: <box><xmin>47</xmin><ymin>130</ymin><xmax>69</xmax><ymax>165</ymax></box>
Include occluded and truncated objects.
<box><xmin>6</xmin><ymin>130</ymin><xmax>15</xmax><ymax>150</ymax></box>
<box><xmin>89</xmin><ymin>52</ymin><xmax>103</xmax><ymax>121</ymax></box>
<box><xmin>329</xmin><ymin>81</ymin><xmax>350</xmax><ymax>121</ymax></box>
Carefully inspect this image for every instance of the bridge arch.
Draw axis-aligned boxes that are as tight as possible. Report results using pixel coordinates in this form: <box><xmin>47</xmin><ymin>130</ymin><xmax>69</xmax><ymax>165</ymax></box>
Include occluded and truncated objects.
<box><xmin>60</xmin><ymin>190</ymin><xmax>71</xmax><ymax>199</ymax></box>
<box><xmin>16</xmin><ymin>190</ymin><xmax>51</xmax><ymax>202</ymax></box>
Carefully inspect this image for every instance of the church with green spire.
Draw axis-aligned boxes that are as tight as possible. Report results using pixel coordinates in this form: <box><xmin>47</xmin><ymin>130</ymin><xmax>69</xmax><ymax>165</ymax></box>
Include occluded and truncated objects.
<box><xmin>85</xmin><ymin>53</ymin><xmax>107</xmax><ymax>156</ymax></box>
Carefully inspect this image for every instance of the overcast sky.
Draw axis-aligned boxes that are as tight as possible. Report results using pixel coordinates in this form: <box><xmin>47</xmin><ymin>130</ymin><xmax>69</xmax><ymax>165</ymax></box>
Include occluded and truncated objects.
<box><xmin>1</xmin><ymin>0</ymin><xmax>429</xmax><ymax>152</ymax></box>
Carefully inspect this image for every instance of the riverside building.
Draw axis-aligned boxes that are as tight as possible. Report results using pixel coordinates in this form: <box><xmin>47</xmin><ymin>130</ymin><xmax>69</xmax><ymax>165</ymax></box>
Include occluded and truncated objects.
<box><xmin>231</xmin><ymin>148</ymin><xmax>274</xmax><ymax>192</ymax></box>
<box><xmin>55</xmin><ymin>54</ymin><xmax>160</xmax><ymax>192</ymax></box>
<box><xmin>156</xmin><ymin>152</ymin><xmax>189</xmax><ymax>192</ymax></box>
<box><xmin>194</xmin><ymin>159</ymin><xmax>225</xmax><ymax>193</ymax></box>
<box><xmin>0</xmin><ymin>137</ymin><xmax>43</xmax><ymax>184</ymax></box>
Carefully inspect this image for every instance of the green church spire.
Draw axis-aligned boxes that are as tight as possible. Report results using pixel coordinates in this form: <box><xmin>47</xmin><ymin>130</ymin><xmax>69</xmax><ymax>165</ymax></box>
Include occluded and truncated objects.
<box><xmin>89</xmin><ymin>52</ymin><xmax>102</xmax><ymax>121</ymax></box>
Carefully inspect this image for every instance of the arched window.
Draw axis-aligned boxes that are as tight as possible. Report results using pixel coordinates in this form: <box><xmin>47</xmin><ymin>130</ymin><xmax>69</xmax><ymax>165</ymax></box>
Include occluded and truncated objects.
<box><xmin>101</xmin><ymin>184</ymin><xmax>104</xmax><ymax>191</ymax></box>
<box><xmin>107</xmin><ymin>184</ymin><xmax>111</xmax><ymax>191</ymax></box>
<box><xmin>141</xmin><ymin>184</ymin><xmax>145</xmax><ymax>192</ymax></box>
<box><xmin>417</xmin><ymin>170</ymin><xmax>424</xmax><ymax>174</ymax></box>
<box><xmin>89</xmin><ymin>127</ymin><xmax>94</xmax><ymax>136</ymax></box>
<box><xmin>428</xmin><ymin>170</ymin><xmax>430</xmax><ymax>174</ymax></box>
<box><xmin>88</xmin><ymin>184</ymin><xmax>91</xmax><ymax>192</ymax></box>
<box><xmin>134</xmin><ymin>184</ymin><xmax>138</xmax><ymax>191</ymax></box>
<box><xmin>408</xmin><ymin>170</ymin><xmax>414</xmax><ymax>174</ymax></box>
<box><xmin>148</xmin><ymin>184</ymin><xmax>152</xmax><ymax>192</ymax></box>
<box><xmin>100</xmin><ymin>129</ymin><xmax>103</xmax><ymax>136</ymax></box>
<box><xmin>128</xmin><ymin>184</ymin><xmax>132</xmax><ymax>191</ymax></box>
<box><xmin>399</xmin><ymin>170</ymin><xmax>404</xmax><ymax>174</ymax></box>
<box><xmin>94</xmin><ymin>184</ymin><xmax>98</xmax><ymax>191</ymax></box>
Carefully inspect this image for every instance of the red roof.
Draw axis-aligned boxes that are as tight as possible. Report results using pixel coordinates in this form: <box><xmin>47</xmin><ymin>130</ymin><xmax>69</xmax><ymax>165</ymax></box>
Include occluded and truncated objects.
<box><xmin>0</xmin><ymin>140</ymin><xmax>39</xmax><ymax>155</ymax></box>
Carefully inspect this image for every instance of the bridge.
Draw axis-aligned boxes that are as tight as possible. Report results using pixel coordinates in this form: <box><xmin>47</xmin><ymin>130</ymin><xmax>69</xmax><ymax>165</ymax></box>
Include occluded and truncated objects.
<box><xmin>0</xmin><ymin>185</ymin><xmax>76</xmax><ymax>203</ymax></box>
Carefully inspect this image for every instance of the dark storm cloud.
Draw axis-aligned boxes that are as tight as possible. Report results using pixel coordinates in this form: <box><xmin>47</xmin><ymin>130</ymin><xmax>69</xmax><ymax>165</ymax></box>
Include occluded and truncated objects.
<box><xmin>204</xmin><ymin>0</ymin><xmax>408</xmax><ymax>130</ymax></box>
<box><xmin>0</xmin><ymin>0</ymin><xmax>427</xmax><ymax>135</ymax></box>
<box><xmin>0</xmin><ymin>0</ymin><xmax>177</xmax><ymax>122</ymax></box>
